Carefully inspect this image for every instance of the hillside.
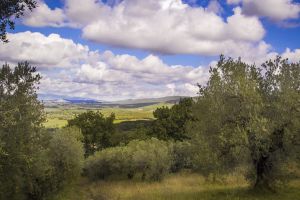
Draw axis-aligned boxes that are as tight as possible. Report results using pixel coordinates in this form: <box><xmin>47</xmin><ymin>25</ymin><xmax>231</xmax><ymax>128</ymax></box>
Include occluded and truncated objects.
<box><xmin>42</xmin><ymin>96</ymin><xmax>187</xmax><ymax>108</ymax></box>
<box><xmin>43</xmin><ymin>102</ymin><xmax>173</xmax><ymax>128</ymax></box>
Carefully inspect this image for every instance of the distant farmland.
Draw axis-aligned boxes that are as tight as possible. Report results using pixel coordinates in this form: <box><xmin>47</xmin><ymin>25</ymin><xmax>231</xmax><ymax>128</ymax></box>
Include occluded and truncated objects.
<box><xmin>44</xmin><ymin>102</ymin><xmax>173</xmax><ymax>128</ymax></box>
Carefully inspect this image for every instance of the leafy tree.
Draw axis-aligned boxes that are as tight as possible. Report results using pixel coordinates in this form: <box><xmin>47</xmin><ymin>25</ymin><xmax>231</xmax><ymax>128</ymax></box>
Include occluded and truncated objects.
<box><xmin>27</xmin><ymin>127</ymin><xmax>84</xmax><ymax>200</ymax></box>
<box><xmin>151</xmin><ymin>98</ymin><xmax>194</xmax><ymax>141</ymax></box>
<box><xmin>0</xmin><ymin>63</ymin><xmax>85</xmax><ymax>199</ymax></box>
<box><xmin>47</xmin><ymin>127</ymin><xmax>84</xmax><ymax>192</ymax></box>
<box><xmin>0</xmin><ymin>0</ymin><xmax>37</xmax><ymax>42</ymax></box>
<box><xmin>189</xmin><ymin>56</ymin><xmax>300</xmax><ymax>190</ymax></box>
<box><xmin>111</xmin><ymin>120</ymin><xmax>151</xmax><ymax>145</ymax></box>
<box><xmin>0</xmin><ymin>62</ymin><xmax>44</xmax><ymax>199</ymax></box>
<box><xmin>67</xmin><ymin>111</ymin><xmax>116</xmax><ymax>156</ymax></box>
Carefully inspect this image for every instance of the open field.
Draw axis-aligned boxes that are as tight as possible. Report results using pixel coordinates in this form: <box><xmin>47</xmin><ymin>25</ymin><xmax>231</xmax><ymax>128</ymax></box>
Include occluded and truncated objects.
<box><xmin>44</xmin><ymin>103</ymin><xmax>172</xmax><ymax>128</ymax></box>
<box><xmin>54</xmin><ymin>173</ymin><xmax>300</xmax><ymax>200</ymax></box>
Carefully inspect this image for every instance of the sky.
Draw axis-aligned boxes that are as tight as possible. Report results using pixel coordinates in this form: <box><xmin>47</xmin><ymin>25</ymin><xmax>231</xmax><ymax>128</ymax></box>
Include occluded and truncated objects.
<box><xmin>0</xmin><ymin>0</ymin><xmax>300</xmax><ymax>101</ymax></box>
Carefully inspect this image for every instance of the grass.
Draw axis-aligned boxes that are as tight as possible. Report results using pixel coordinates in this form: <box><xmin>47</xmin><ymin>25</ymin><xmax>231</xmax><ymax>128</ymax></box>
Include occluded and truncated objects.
<box><xmin>53</xmin><ymin>173</ymin><xmax>300</xmax><ymax>200</ymax></box>
<box><xmin>44</xmin><ymin>103</ymin><xmax>172</xmax><ymax>128</ymax></box>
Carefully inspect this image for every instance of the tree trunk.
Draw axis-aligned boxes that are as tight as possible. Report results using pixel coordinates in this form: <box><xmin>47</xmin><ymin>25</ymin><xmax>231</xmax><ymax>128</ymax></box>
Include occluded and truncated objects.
<box><xmin>254</xmin><ymin>156</ymin><xmax>272</xmax><ymax>190</ymax></box>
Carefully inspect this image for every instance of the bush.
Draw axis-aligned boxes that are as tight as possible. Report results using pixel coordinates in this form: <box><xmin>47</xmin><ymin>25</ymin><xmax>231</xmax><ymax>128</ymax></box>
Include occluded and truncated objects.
<box><xmin>84</xmin><ymin>138</ymin><xmax>173</xmax><ymax>181</ymax></box>
<box><xmin>26</xmin><ymin>127</ymin><xmax>84</xmax><ymax>199</ymax></box>
<box><xmin>84</xmin><ymin>146</ymin><xmax>127</xmax><ymax>180</ymax></box>
<box><xmin>48</xmin><ymin>127</ymin><xmax>84</xmax><ymax>187</ymax></box>
<box><xmin>170</xmin><ymin>141</ymin><xmax>193</xmax><ymax>173</ymax></box>
<box><xmin>129</xmin><ymin>139</ymin><xmax>173</xmax><ymax>181</ymax></box>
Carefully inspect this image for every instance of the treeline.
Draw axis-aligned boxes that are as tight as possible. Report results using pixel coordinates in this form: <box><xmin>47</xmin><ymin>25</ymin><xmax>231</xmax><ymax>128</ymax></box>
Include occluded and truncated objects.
<box><xmin>0</xmin><ymin>56</ymin><xmax>299</xmax><ymax>200</ymax></box>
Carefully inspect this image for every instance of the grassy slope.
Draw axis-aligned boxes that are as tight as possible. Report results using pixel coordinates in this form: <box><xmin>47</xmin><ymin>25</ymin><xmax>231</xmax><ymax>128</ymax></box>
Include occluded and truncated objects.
<box><xmin>54</xmin><ymin>173</ymin><xmax>300</xmax><ymax>200</ymax></box>
<box><xmin>44</xmin><ymin>103</ymin><xmax>172</xmax><ymax>128</ymax></box>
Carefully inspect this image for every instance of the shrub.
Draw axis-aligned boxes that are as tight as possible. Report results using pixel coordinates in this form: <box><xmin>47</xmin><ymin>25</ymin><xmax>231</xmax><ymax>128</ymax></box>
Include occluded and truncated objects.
<box><xmin>84</xmin><ymin>138</ymin><xmax>173</xmax><ymax>181</ymax></box>
<box><xmin>48</xmin><ymin>127</ymin><xmax>84</xmax><ymax>187</ymax></box>
<box><xmin>170</xmin><ymin>141</ymin><xmax>193</xmax><ymax>173</ymax></box>
<box><xmin>27</xmin><ymin>127</ymin><xmax>84</xmax><ymax>199</ymax></box>
<box><xmin>84</xmin><ymin>146</ymin><xmax>127</xmax><ymax>180</ymax></box>
<box><xmin>129</xmin><ymin>139</ymin><xmax>173</xmax><ymax>181</ymax></box>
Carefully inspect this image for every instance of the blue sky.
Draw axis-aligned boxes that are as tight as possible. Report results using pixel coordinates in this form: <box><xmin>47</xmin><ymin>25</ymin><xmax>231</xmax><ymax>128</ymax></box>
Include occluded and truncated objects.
<box><xmin>1</xmin><ymin>0</ymin><xmax>300</xmax><ymax>100</ymax></box>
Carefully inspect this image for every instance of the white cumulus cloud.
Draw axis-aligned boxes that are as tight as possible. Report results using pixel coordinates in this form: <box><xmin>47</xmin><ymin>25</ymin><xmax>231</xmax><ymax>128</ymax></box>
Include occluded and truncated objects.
<box><xmin>80</xmin><ymin>0</ymin><xmax>265</xmax><ymax>55</ymax></box>
<box><xmin>282</xmin><ymin>48</ymin><xmax>300</xmax><ymax>62</ymax></box>
<box><xmin>228</xmin><ymin>0</ymin><xmax>300</xmax><ymax>21</ymax></box>
<box><xmin>23</xmin><ymin>0</ymin><xmax>69</xmax><ymax>27</ymax></box>
<box><xmin>21</xmin><ymin>0</ymin><xmax>267</xmax><ymax>56</ymax></box>
<box><xmin>0</xmin><ymin>31</ymin><xmax>98</xmax><ymax>68</ymax></box>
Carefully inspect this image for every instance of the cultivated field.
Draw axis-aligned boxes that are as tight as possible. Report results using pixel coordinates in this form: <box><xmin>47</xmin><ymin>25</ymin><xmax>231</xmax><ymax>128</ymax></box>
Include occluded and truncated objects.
<box><xmin>44</xmin><ymin>103</ymin><xmax>172</xmax><ymax>128</ymax></box>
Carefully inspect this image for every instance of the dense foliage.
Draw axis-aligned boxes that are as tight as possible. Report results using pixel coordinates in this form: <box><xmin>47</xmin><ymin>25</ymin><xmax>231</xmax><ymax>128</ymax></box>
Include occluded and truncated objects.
<box><xmin>0</xmin><ymin>63</ymin><xmax>84</xmax><ymax>200</ymax></box>
<box><xmin>150</xmin><ymin>98</ymin><xmax>194</xmax><ymax>141</ymax></box>
<box><xmin>0</xmin><ymin>62</ymin><xmax>44</xmax><ymax>199</ymax></box>
<box><xmin>111</xmin><ymin>120</ymin><xmax>151</xmax><ymax>145</ymax></box>
<box><xmin>189</xmin><ymin>56</ymin><xmax>300</xmax><ymax>189</ymax></box>
<box><xmin>170</xmin><ymin>141</ymin><xmax>194</xmax><ymax>173</ymax></box>
<box><xmin>26</xmin><ymin>127</ymin><xmax>84</xmax><ymax>200</ymax></box>
<box><xmin>46</xmin><ymin>127</ymin><xmax>84</xmax><ymax>193</ymax></box>
<box><xmin>0</xmin><ymin>0</ymin><xmax>36</xmax><ymax>42</ymax></box>
<box><xmin>85</xmin><ymin>138</ymin><xmax>173</xmax><ymax>181</ymax></box>
<box><xmin>67</xmin><ymin>111</ymin><xmax>116</xmax><ymax>157</ymax></box>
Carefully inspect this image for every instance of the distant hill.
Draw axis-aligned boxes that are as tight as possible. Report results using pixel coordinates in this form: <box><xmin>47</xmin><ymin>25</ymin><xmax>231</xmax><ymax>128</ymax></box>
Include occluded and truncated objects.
<box><xmin>41</xmin><ymin>96</ymin><xmax>189</xmax><ymax>108</ymax></box>
<box><xmin>64</xmin><ymin>99</ymin><xmax>100</xmax><ymax>104</ymax></box>
<box><xmin>107</xmin><ymin>96</ymin><xmax>188</xmax><ymax>105</ymax></box>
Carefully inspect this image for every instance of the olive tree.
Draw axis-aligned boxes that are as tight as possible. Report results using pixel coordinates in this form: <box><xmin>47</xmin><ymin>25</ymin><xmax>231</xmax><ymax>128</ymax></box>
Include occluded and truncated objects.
<box><xmin>0</xmin><ymin>62</ymin><xmax>44</xmax><ymax>199</ymax></box>
<box><xmin>190</xmin><ymin>56</ymin><xmax>300</xmax><ymax>189</ymax></box>
<box><xmin>0</xmin><ymin>63</ymin><xmax>85</xmax><ymax>199</ymax></box>
<box><xmin>27</xmin><ymin>127</ymin><xmax>84</xmax><ymax>200</ymax></box>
